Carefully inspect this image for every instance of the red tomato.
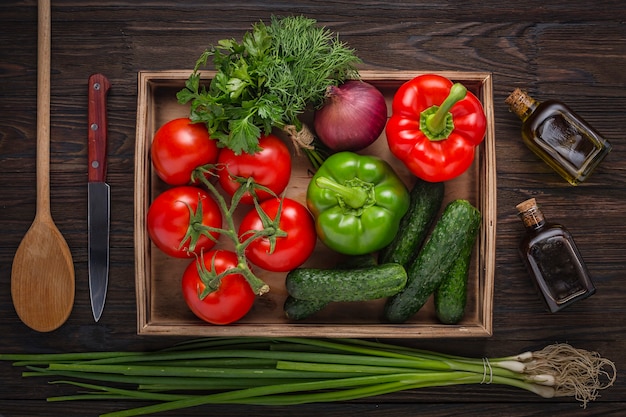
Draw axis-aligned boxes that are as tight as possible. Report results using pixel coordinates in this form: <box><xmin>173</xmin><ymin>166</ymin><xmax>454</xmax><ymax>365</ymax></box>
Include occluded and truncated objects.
<box><xmin>151</xmin><ymin>118</ymin><xmax>219</xmax><ymax>185</ymax></box>
<box><xmin>147</xmin><ymin>186</ymin><xmax>222</xmax><ymax>258</ymax></box>
<box><xmin>182</xmin><ymin>250</ymin><xmax>256</xmax><ymax>325</ymax></box>
<box><xmin>217</xmin><ymin>134</ymin><xmax>291</xmax><ymax>204</ymax></box>
<box><xmin>239</xmin><ymin>198</ymin><xmax>317</xmax><ymax>272</ymax></box>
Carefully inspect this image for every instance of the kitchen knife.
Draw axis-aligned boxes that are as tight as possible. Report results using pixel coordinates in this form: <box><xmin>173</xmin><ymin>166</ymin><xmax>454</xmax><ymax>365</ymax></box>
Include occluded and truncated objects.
<box><xmin>88</xmin><ymin>73</ymin><xmax>111</xmax><ymax>322</ymax></box>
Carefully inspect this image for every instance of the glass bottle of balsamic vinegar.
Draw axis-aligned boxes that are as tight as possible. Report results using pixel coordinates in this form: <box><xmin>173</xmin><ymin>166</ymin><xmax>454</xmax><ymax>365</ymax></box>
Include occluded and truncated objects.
<box><xmin>505</xmin><ymin>89</ymin><xmax>612</xmax><ymax>185</ymax></box>
<box><xmin>516</xmin><ymin>198</ymin><xmax>596</xmax><ymax>313</ymax></box>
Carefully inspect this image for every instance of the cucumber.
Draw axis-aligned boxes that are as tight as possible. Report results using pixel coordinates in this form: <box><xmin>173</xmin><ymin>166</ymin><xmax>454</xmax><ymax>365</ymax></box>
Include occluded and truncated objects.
<box><xmin>283</xmin><ymin>254</ymin><xmax>379</xmax><ymax>321</ymax></box>
<box><xmin>434</xmin><ymin>231</ymin><xmax>476</xmax><ymax>324</ymax></box>
<box><xmin>384</xmin><ymin>199</ymin><xmax>481</xmax><ymax>323</ymax></box>
<box><xmin>284</xmin><ymin>296</ymin><xmax>329</xmax><ymax>321</ymax></box>
<box><xmin>285</xmin><ymin>263</ymin><xmax>407</xmax><ymax>302</ymax></box>
<box><xmin>378</xmin><ymin>178</ymin><xmax>444</xmax><ymax>266</ymax></box>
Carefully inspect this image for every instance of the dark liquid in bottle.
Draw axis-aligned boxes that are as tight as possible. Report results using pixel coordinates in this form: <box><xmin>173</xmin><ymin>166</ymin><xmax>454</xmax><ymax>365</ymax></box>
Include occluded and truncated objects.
<box><xmin>516</xmin><ymin>198</ymin><xmax>596</xmax><ymax>313</ymax></box>
<box><xmin>527</xmin><ymin>233</ymin><xmax>588</xmax><ymax>304</ymax></box>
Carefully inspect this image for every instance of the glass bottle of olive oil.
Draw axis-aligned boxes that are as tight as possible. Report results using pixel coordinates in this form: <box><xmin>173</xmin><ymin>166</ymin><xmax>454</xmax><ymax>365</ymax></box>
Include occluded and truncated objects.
<box><xmin>506</xmin><ymin>89</ymin><xmax>612</xmax><ymax>185</ymax></box>
<box><xmin>516</xmin><ymin>198</ymin><xmax>596</xmax><ymax>313</ymax></box>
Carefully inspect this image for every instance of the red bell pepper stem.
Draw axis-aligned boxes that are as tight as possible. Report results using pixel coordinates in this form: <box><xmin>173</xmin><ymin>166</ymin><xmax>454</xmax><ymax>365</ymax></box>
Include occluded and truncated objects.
<box><xmin>424</xmin><ymin>83</ymin><xmax>467</xmax><ymax>139</ymax></box>
<box><xmin>315</xmin><ymin>176</ymin><xmax>368</xmax><ymax>209</ymax></box>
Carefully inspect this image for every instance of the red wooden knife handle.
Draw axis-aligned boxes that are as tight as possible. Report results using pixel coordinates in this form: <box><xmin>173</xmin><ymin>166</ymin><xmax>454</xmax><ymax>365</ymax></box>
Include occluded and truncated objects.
<box><xmin>88</xmin><ymin>73</ymin><xmax>111</xmax><ymax>183</ymax></box>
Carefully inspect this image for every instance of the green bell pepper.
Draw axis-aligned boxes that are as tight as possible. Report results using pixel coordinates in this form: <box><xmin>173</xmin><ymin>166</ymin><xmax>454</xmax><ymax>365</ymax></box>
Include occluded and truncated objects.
<box><xmin>306</xmin><ymin>151</ymin><xmax>410</xmax><ymax>255</ymax></box>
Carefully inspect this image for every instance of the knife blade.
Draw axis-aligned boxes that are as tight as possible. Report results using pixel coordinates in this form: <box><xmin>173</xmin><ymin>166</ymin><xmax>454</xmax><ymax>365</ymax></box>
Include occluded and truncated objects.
<box><xmin>88</xmin><ymin>73</ymin><xmax>111</xmax><ymax>322</ymax></box>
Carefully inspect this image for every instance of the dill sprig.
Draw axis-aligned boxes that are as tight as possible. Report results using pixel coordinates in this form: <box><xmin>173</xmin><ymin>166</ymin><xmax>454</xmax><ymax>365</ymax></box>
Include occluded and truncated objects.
<box><xmin>177</xmin><ymin>15</ymin><xmax>361</xmax><ymax>155</ymax></box>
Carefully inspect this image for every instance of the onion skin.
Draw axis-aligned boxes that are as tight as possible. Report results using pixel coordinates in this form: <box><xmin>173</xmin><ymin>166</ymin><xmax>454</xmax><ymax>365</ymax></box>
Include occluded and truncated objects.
<box><xmin>314</xmin><ymin>80</ymin><xmax>387</xmax><ymax>151</ymax></box>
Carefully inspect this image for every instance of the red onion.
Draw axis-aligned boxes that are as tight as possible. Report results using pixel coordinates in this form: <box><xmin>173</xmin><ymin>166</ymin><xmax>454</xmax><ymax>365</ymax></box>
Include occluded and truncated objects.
<box><xmin>314</xmin><ymin>80</ymin><xmax>387</xmax><ymax>151</ymax></box>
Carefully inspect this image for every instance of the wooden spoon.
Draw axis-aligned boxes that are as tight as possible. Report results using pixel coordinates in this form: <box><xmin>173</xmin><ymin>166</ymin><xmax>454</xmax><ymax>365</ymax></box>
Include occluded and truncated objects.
<box><xmin>11</xmin><ymin>0</ymin><xmax>75</xmax><ymax>332</ymax></box>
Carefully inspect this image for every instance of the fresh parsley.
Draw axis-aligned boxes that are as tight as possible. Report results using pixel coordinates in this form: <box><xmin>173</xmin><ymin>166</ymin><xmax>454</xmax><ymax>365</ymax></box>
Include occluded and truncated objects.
<box><xmin>177</xmin><ymin>15</ymin><xmax>361</xmax><ymax>155</ymax></box>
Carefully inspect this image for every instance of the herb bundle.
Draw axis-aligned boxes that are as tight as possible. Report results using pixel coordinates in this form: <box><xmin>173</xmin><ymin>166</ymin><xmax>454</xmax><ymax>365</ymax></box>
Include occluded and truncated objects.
<box><xmin>177</xmin><ymin>15</ymin><xmax>361</xmax><ymax>156</ymax></box>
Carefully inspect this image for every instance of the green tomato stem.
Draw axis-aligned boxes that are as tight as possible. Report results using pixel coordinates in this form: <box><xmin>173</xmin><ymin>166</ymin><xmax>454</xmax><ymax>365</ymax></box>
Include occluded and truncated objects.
<box><xmin>193</xmin><ymin>167</ymin><xmax>269</xmax><ymax>296</ymax></box>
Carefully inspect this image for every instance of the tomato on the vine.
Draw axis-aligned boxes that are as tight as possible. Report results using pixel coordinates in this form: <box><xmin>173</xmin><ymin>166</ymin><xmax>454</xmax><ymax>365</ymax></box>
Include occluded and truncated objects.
<box><xmin>182</xmin><ymin>250</ymin><xmax>256</xmax><ymax>325</ymax></box>
<box><xmin>217</xmin><ymin>134</ymin><xmax>292</xmax><ymax>204</ymax></box>
<box><xmin>151</xmin><ymin>118</ymin><xmax>219</xmax><ymax>185</ymax></box>
<box><xmin>238</xmin><ymin>198</ymin><xmax>317</xmax><ymax>272</ymax></box>
<box><xmin>147</xmin><ymin>186</ymin><xmax>222</xmax><ymax>258</ymax></box>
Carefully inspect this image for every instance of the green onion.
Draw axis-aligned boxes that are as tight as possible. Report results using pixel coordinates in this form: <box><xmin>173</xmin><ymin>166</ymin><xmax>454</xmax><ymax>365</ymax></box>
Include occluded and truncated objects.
<box><xmin>0</xmin><ymin>337</ymin><xmax>616</xmax><ymax>417</ymax></box>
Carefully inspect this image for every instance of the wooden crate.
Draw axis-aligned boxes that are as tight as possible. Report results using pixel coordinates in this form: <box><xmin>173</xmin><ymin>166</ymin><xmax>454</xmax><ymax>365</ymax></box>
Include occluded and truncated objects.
<box><xmin>134</xmin><ymin>70</ymin><xmax>496</xmax><ymax>338</ymax></box>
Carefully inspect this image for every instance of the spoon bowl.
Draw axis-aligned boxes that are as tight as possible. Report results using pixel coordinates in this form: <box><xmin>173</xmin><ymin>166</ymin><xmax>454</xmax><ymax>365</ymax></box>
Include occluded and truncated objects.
<box><xmin>12</xmin><ymin>217</ymin><xmax>75</xmax><ymax>332</ymax></box>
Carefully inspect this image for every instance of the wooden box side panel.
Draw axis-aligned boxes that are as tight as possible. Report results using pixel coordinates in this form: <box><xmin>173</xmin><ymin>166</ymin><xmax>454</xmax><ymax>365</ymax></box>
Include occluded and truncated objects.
<box><xmin>134</xmin><ymin>71</ymin><xmax>152</xmax><ymax>334</ymax></box>
<box><xmin>477</xmin><ymin>73</ymin><xmax>496</xmax><ymax>337</ymax></box>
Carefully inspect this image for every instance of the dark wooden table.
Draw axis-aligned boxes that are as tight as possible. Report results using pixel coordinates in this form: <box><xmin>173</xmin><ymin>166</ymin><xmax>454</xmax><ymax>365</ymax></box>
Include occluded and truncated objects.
<box><xmin>1</xmin><ymin>1</ymin><xmax>625</xmax><ymax>416</ymax></box>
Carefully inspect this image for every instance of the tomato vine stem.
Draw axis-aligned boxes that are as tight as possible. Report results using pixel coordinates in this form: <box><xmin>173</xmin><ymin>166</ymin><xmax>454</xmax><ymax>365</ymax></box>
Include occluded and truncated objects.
<box><xmin>191</xmin><ymin>164</ymin><xmax>286</xmax><ymax>296</ymax></box>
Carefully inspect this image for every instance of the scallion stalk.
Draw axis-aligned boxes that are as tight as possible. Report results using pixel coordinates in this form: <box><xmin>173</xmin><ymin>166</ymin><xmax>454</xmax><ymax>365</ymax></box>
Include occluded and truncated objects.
<box><xmin>0</xmin><ymin>337</ymin><xmax>616</xmax><ymax>417</ymax></box>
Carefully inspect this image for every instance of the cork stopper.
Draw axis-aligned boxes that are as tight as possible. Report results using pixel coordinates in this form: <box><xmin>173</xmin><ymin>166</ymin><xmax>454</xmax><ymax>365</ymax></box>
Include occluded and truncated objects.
<box><xmin>505</xmin><ymin>88</ymin><xmax>537</xmax><ymax>119</ymax></box>
<box><xmin>516</xmin><ymin>198</ymin><xmax>545</xmax><ymax>228</ymax></box>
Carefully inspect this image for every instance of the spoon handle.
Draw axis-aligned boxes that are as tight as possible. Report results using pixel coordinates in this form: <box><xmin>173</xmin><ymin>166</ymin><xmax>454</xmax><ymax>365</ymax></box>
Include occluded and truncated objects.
<box><xmin>36</xmin><ymin>0</ymin><xmax>51</xmax><ymax>218</ymax></box>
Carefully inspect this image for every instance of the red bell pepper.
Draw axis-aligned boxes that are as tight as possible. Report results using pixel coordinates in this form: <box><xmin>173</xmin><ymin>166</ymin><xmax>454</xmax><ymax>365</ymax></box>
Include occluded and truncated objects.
<box><xmin>385</xmin><ymin>74</ymin><xmax>487</xmax><ymax>182</ymax></box>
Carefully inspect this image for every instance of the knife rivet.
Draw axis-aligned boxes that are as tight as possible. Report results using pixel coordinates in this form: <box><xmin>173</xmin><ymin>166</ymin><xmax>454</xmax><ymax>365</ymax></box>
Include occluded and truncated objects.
<box><xmin>92</xmin><ymin>161</ymin><xmax>100</xmax><ymax>169</ymax></box>
<box><xmin>94</xmin><ymin>82</ymin><xmax>101</xmax><ymax>90</ymax></box>
<box><xmin>91</xmin><ymin>123</ymin><xmax>99</xmax><ymax>131</ymax></box>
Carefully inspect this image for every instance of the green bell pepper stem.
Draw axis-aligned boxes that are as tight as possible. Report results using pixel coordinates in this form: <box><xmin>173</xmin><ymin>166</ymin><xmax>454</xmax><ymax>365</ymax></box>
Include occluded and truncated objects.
<box><xmin>423</xmin><ymin>83</ymin><xmax>467</xmax><ymax>140</ymax></box>
<box><xmin>315</xmin><ymin>176</ymin><xmax>368</xmax><ymax>209</ymax></box>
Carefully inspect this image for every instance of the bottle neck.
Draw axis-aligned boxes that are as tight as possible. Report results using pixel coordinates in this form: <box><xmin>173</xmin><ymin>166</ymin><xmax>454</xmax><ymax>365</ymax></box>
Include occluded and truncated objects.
<box><xmin>506</xmin><ymin>88</ymin><xmax>539</xmax><ymax>122</ymax></box>
<box><xmin>516</xmin><ymin>198</ymin><xmax>546</xmax><ymax>230</ymax></box>
<box><xmin>519</xmin><ymin>208</ymin><xmax>546</xmax><ymax>230</ymax></box>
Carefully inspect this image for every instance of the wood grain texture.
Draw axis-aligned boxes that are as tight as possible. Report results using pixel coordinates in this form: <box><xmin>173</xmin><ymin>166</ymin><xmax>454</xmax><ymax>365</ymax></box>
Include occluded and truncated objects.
<box><xmin>1</xmin><ymin>0</ymin><xmax>625</xmax><ymax>415</ymax></box>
